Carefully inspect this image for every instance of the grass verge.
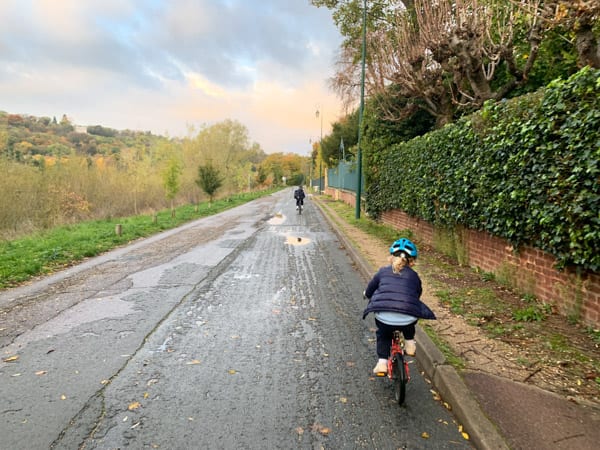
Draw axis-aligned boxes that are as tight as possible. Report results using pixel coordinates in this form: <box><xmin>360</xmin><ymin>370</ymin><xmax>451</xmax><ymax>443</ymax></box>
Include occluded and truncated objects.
<box><xmin>0</xmin><ymin>189</ymin><xmax>279</xmax><ymax>289</ymax></box>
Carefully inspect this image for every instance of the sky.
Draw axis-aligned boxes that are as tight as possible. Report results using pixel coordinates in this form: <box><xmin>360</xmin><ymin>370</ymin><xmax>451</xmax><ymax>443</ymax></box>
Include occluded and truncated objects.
<box><xmin>0</xmin><ymin>0</ymin><xmax>345</xmax><ymax>155</ymax></box>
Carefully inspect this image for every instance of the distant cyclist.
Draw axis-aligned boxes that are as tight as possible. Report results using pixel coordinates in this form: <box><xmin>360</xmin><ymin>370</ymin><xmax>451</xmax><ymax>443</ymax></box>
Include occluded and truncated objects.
<box><xmin>294</xmin><ymin>185</ymin><xmax>305</xmax><ymax>210</ymax></box>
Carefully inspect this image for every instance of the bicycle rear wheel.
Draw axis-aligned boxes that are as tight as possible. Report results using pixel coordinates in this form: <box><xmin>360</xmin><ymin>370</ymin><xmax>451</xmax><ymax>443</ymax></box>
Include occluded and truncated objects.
<box><xmin>392</xmin><ymin>354</ymin><xmax>407</xmax><ymax>405</ymax></box>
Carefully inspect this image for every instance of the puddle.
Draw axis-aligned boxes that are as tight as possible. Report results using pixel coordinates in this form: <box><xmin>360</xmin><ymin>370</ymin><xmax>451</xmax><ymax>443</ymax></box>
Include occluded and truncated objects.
<box><xmin>267</xmin><ymin>212</ymin><xmax>285</xmax><ymax>225</ymax></box>
<box><xmin>286</xmin><ymin>235</ymin><xmax>311</xmax><ymax>246</ymax></box>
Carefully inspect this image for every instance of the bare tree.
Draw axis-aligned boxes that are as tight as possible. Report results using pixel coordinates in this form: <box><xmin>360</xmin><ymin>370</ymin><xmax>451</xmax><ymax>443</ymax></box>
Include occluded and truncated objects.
<box><xmin>327</xmin><ymin>0</ymin><xmax>589</xmax><ymax>127</ymax></box>
<box><xmin>364</xmin><ymin>0</ymin><xmax>554</xmax><ymax>126</ymax></box>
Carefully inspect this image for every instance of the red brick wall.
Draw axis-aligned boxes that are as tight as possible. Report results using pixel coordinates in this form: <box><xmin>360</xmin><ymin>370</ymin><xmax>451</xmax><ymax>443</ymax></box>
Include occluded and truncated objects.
<box><xmin>325</xmin><ymin>188</ymin><xmax>600</xmax><ymax>327</ymax></box>
<box><xmin>324</xmin><ymin>187</ymin><xmax>356</xmax><ymax>206</ymax></box>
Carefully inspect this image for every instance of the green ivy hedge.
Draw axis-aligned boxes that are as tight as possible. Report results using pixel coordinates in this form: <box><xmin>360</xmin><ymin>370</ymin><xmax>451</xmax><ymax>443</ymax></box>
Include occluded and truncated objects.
<box><xmin>366</xmin><ymin>67</ymin><xmax>600</xmax><ymax>271</ymax></box>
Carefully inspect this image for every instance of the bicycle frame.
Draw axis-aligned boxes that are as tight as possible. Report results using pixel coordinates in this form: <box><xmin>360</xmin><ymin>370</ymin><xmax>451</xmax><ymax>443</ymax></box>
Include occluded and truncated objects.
<box><xmin>387</xmin><ymin>330</ymin><xmax>410</xmax><ymax>405</ymax></box>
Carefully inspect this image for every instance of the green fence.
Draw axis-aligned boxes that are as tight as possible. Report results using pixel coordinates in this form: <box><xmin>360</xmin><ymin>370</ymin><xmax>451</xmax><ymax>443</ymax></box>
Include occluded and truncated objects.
<box><xmin>327</xmin><ymin>161</ymin><xmax>363</xmax><ymax>192</ymax></box>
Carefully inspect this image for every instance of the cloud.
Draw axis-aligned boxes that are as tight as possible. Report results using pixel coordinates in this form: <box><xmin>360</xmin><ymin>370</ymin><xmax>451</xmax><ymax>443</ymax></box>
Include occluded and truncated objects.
<box><xmin>0</xmin><ymin>0</ymin><xmax>344</xmax><ymax>153</ymax></box>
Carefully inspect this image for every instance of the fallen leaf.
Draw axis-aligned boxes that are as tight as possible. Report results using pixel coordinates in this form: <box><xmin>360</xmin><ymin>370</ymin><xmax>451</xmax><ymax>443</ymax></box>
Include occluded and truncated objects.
<box><xmin>143</xmin><ymin>392</ymin><xmax>149</xmax><ymax>399</ymax></box>
<box><xmin>131</xmin><ymin>422</ymin><xmax>140</xmax><ymax>429</ymax></box>
<box><xmin>295</xmin><ymin>426</ymin><xmax>304</xmax><ymax>435</ymax></box>
<box><xmin>230</xmin><ymin>335</ymin><xmax>240</xmax><ymax>339</ymax></box>
<box><xmin>461</xmin><ymin>431</ymin><xmax>470</xmax><ymax>440</ymax></box>
<box><xmin>311</xmin><ymin>423</ymin><xmax>331</xmax><ymax>435</ymax></box>
<box><xmin>128</xmin><ymin>401</ymin><xmax>141</xmax><ymax>411</ymax></box>
<box><xmin>228</xmin><ymin>369</ymin><xmax>237</xmax><ymax>375</ymax></box>
<box><xmin>186</xmin><ymin>359</ymin><xmax>201</xmax><ymax>365</ymax></box>
<box><xmin>35</xmin><ymin>370</ymin><xmax>47</xmax><ymax>376</ymax></box>
<box><xmin>308</xmin><ymin>317</ymin><xmax>317</xmax><ymax>321</ymax></box>
<box><xmin>123</xmin><ymin>416</ymin><xmax>128</xmax><ymax>422</ymax></box>
<box><xmin>339</xmin><ymin>397</ymin><xmax>348</xmax><ymax>403</ymax></box>
<box><xmin>60</xmin><ymin>394</ymin><xmax>67</xmax><ymax>400</ymax></box>
<box><xmin>3</xmin><ymin>355</ymin><xmax>19</xmax><ymax>363</ymax></box>
<box><xmin>421</xmin><ymin>432</ymin><xmax>430</xmax><ymax>439</ymax></box>
<box><xmin>11</xmin><ymin>373</ymin><xmax>21</xmax><ymax>377</ymax></box>
<box><xmin>430</xmin><ymin>389</ymin><xmax>441</xmax><ymax>401</ymax></box>
<box><xmin>101</xmin><ymin>379</ymin><xmax>109</xmax><ymax>385</ymax></box>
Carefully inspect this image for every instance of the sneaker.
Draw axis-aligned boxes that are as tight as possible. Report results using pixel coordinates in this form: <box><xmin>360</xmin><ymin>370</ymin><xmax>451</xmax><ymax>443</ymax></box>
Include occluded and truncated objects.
<box><xmin>372</xmin><ymin>360</ymin><xmax>388</xmax><ymax>375</ymax></box>
<box><xmin>405</xmin><ymin>339</ymin><xmax>416</xmax><ymax>356</ymax></box>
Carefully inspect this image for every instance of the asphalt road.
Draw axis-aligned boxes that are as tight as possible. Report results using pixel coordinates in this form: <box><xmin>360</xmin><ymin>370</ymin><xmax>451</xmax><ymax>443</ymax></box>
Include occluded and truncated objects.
<box><xmin>0</xmin><ymin>189</ymin><xmax>472</xmax><ymax>449</ymax></box>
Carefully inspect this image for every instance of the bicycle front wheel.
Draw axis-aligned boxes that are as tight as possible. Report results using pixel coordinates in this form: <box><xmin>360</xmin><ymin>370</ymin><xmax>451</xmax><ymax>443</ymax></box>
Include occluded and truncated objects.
<box><xmin>392</xmin><ymin>354</ymin><xmax>407</xmax><ymax>405</ymax></box>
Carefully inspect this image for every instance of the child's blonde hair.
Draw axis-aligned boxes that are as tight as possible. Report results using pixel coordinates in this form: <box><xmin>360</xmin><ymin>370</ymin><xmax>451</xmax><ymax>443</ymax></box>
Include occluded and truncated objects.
<box><xmin>390</xmin><ymin>252</ymin><xmax>412</xmax><ymax>274</ymax></box>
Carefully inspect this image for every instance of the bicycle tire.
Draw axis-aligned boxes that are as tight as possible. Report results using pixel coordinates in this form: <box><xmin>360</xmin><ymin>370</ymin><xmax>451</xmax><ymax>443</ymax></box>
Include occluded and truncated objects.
<box><xmin>392</xmin><ymin>354</ymin><xmax>407</xmax><ymax>405</ymax></box>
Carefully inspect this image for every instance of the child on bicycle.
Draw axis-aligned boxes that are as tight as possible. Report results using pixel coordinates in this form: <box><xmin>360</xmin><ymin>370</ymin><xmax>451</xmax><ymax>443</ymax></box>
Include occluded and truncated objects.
<box><xmin>294</xmin><ymin>185</ymin><xmax>305</xmax><ymax>210</ymax></box>
<box><xmin>363</xmin><ymin>238</ymin><xmax>436</xmax><ymax>374</ymax></box>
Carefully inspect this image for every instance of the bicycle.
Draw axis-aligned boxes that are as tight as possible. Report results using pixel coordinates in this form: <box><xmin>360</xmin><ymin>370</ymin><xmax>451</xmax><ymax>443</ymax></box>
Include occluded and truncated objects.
<box><xmin>296</xmin><ymin>199</ymin><xmax>303</xmax><ymax>215</ymax></box>
<box><xmin>375</xmin><ymin>330</ymin><xmax>410</xmax><ymax>405</ymax></box>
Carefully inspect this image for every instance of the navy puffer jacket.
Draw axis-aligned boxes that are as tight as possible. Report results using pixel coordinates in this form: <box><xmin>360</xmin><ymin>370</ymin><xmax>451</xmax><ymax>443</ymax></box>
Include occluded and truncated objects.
<box><xmin>363</xmin><ymin>265</ymin><xmax>436</xmax><ymax>320</ymax></box>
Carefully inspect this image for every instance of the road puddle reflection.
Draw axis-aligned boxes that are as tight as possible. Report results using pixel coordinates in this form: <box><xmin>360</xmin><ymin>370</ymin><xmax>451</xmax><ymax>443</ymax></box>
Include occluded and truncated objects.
<box><xmin>286</xmin><ymin>235</ymin><xmax>311</xmax><ymax>246</ymax></box>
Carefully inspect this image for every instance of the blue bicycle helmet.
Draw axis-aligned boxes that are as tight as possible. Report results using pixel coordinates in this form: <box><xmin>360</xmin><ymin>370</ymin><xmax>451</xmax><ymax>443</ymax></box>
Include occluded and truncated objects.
<box><xmin>389</xmin><ymin>238</ymin><xmax>418</xmax><ymax>259</ymax></box>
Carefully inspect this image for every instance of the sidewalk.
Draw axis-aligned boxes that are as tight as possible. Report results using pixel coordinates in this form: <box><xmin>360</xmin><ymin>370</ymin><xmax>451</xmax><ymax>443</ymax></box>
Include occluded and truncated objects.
<box><xmin>315</xmin><ymin>199</ymin><xmax>600</xmax><ymax>450</ymax></box>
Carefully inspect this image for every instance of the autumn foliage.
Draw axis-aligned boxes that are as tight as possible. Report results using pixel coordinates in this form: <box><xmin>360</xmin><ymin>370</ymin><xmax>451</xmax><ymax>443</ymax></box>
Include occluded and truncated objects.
<box><xmin>0</xmin><ymin>113</ymin><xmax>308</xmax><ymax>239</ymax></box>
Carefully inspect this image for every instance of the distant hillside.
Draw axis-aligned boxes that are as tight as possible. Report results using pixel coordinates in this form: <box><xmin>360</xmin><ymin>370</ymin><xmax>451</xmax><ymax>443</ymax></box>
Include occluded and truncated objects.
<box><xmin>0</xmin><ymin>111</ymin><xmax>169</xmax><ymax>165</ymax></box>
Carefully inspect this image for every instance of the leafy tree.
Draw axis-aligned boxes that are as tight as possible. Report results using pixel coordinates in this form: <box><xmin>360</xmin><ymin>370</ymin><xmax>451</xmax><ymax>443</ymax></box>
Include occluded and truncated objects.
<box><xmin>320</xmin><ymin>110</ymin><xmax>359</xmax><ymax>165</ymax></box>
<box><xmin>87</xmin><ymin>125</ymin><xmax>117</xmax><ymax>137</ymax></box>
<box><xmin>57</xmin><ymin>114</ymin><xmax>74</xmax><ymax>135</ymax></box>
<box><xmin>162</xmin><ymin>156</ymin><xmax>182</xmax><ymax>217</ymax></box>
<box><xmin>255</xmin><ymin>165</ymin><xmax>268</xmax><ymax>185</ymax></box>
<box><xmin>185</xmin><ymin>120</ymin><xmax>266</xmax><ymax>193</ymax></box>
<box><xmin>196</xmin><ymin>162</ymin><xmax>223</xmax><ymax>205</ymax></box>
<box><xmin>259</xmin><ymin>153</ymin><xmax>308</xmax><ymax>185</ymax></box>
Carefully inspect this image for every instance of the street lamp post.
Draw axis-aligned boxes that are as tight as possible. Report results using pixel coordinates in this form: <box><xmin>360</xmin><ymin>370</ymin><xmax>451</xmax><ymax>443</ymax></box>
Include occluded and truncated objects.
<box><xmin>355</xmin><ymin>0</ymin><xmax>367</xmax><ymax>219</ymax></box>
<box><xmin>316</xmin><ymin>107</ymin><xmax>323</xmax><ymax>195</ymax></box>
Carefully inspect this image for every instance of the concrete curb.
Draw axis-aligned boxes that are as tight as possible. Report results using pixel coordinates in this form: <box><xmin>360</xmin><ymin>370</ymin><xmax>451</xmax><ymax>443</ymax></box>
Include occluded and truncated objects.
<box><xmin>314</xmin><ymin>199</ymin><xmax>509</xmax><ymax>450</ymax></box>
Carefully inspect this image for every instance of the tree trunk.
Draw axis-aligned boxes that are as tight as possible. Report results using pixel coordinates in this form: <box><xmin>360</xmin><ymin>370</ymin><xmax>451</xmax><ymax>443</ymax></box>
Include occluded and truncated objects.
<box><xmin>576</xmin><ymin>23</ymin><xmax>600</xmax><ymax>68</ymax></box>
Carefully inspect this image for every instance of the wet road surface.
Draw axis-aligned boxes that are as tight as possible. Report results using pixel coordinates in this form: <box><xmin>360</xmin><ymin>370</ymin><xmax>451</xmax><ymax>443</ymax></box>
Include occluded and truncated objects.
<box><xmin>0</xmin><ymin>190</ymin><xmax>472</xmax><ymax>449</ymax></box>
